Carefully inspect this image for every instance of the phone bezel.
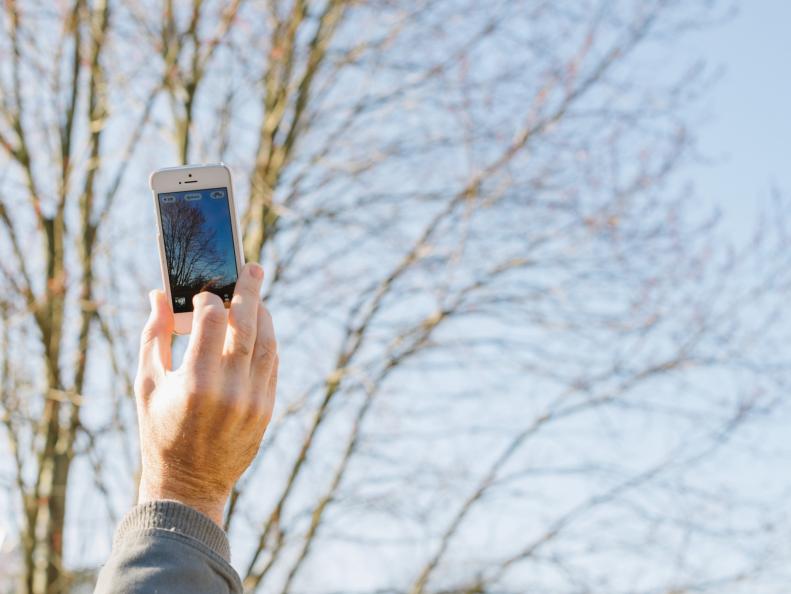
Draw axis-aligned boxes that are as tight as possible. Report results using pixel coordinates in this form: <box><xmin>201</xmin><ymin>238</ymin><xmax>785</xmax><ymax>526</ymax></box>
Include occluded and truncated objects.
<box><xmin>149</xmin><ymin>163</ymin><xmax>246</xmax><ymax>335</ymax></box>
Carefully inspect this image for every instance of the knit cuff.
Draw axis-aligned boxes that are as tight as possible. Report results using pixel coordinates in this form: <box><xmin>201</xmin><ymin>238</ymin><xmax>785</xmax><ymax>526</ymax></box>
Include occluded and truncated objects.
<box><xmin>115</xmin><ymin>500</ymin><xmax>231</xmax><ymax>562</ymax></box>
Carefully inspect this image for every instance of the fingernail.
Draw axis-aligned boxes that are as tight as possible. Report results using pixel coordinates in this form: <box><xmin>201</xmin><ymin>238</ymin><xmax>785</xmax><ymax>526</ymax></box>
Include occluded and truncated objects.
<box><xmin>249</xmin><ymin>263</ymin><xmax>264</xmax><ymax>279</ymax></box>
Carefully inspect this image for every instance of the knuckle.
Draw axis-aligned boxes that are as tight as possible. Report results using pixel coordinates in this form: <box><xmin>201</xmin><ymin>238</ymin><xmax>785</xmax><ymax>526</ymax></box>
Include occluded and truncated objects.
<box><xmin>219</xmin><ymin>377</ymin><xmax>245</xmax><ymax>402</ymax></box>
<box><xmin>257</xmin><ymin>334</ymin><xmax>278</xmax><ymax>357</ymax></box>
<box><xmin>267</xmin><ymin>358</ymin><xmax>279</xmax><ymax>391</ymax></box>
<box><xmin>233</xmin><ymin>339</ymin><xmax>253</xmax><ymax>358</ymax></box>
<box><xmin>140</xmin><ymin>319</ymin><xmax>164</xmax><ymax>346</ymax></box>
<box><xmin>249</xmin><ymin>398</ymin><xmax>273</xmax><ymax>426</ymax></box>
<box><xmin>260</xmin><ymin>307</ymin><xmax>276</xmax><ymax>337</ymax></box>
<box><xmin>217</xmin><ymin>385</ymin><xmax>248</xmax><ymax>419</ymax></box>
<box><xmin>199</xmin><ymin>305</ymin><xmax>227</xmax><ymax>327</ymax></box>
<box><xmin>183</xmin><ymin>373</ymin><xmax>214</xmax><ymax>401</ymax></box>
<box><xmin>238</xmin><ymin>279</ymin><xmax>260</xmax><ymax>298</ymax></box>
<box><xmin>231</xmin><ymin>381</ymin><xmax>246</xmax><ymax>400</ymax></box>
<box><xmin>231</xmin><ymin>317</ymin><xmax>256</xmax><ymax>348</ymax></box>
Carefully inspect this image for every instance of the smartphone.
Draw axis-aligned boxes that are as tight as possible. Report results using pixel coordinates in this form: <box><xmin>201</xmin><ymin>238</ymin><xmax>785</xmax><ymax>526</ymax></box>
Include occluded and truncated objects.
<box><xmin>149</xmin><ymin>163</ymin><xmax>245</xmax><ymax>334</ymax></box>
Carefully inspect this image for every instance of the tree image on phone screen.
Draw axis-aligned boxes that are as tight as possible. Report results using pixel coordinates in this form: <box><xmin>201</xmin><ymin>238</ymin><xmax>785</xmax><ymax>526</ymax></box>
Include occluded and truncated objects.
<box><xmin>158</xmin><ymin>187</ymin><xmax>238</xmax><ymax>312</ymax></box>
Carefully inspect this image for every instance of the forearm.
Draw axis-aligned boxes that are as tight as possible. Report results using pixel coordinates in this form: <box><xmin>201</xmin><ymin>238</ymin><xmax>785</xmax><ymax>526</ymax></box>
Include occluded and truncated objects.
<box><xmin>105</xmin><ymin>265</ymin><xmax>276</xmax><ymax>593</ymax></box>
<box><xmin>94</xmin><ymin>500</ymin><xmax>242</xmax><ymax>594</ymax></box>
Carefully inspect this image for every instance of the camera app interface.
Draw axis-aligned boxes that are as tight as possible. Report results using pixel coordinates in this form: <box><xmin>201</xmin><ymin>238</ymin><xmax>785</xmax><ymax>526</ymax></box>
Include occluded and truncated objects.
<box><xmin>158</xmin><ymin>187</ymin><xmax>238</xmax><ymax>313</ymax></box>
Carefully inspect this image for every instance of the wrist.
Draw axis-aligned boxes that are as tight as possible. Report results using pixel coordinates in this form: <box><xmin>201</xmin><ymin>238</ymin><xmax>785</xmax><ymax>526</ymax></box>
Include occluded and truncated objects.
<box><xmin>138</xmin><ymin>472</ymin><xmax>229</xmax><ymax>527</ymax></box>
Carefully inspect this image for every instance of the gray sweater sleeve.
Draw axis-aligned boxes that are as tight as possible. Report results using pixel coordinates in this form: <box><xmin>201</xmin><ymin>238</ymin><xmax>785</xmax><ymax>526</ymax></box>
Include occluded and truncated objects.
<box><xmin>94</xmin><ymin>500</ymin><xmax>242</xmax><ymax>594</ymax></box>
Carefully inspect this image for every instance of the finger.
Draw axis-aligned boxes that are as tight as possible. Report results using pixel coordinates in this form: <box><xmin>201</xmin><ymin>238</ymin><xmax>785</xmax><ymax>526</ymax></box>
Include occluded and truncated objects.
<box><xmin>265</xmin><ymin>353</ymin><xmax>279</xmax><ymax>419</ymax></box>
<box><xmin>182</xmin><ymin>291</ymin><xmax>228</xmax><ymax>376</ymax></box>
<box><xmin>223</xmin><ymin>263</ymin><xmax>265</xmax><ymax>368</ymax></box>
<box><xmin>253</xmin><ymin>351</ymin><xmax>278</xmax><ymax>430</ymax></box>
<box><xmin>135</xmin><ymin>290</ymin><xmax>174</xmax><ymax>397</ymax></box>
<box><xmin>250</xmin><ymin>303</ymin><xmax>278</xmax><ymax>389</ymax></box>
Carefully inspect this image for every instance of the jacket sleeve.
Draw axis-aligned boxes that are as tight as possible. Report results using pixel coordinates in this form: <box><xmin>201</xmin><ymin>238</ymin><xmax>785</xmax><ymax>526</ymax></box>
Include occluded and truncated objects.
<box><xmin>94</xmin><ymin>500</ymin><xmax>243</xmax><ymax>594</ymax></box>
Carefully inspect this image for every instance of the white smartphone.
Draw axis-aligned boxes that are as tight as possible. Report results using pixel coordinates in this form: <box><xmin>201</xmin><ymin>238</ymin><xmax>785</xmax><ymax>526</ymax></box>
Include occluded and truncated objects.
<box><xmin>149</xmin><ymin>163</ymin><xmax>245</xmax><ymax>334</ymax></box>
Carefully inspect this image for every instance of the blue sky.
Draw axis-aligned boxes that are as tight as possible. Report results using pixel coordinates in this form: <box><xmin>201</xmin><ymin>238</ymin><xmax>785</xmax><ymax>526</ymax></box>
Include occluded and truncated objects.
<box><xmin>2</xmin><ymin>1</ymin><xmax>787</xmax><ymax>584</ymax></box>
<box><xmin>686</xmin><ymin>0</ymin><xmax>791</xmax><ymax>235</ymax></box>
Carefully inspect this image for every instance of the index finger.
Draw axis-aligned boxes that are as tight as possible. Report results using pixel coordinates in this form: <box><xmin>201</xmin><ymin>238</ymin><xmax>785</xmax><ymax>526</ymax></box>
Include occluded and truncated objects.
<box><xmin>182</xmin><ymin>291</ymin><xmax>227</xmax><ymax>376</ymax></box>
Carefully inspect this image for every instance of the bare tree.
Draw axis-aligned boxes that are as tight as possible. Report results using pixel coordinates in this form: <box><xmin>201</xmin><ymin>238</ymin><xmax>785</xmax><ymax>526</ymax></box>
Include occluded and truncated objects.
<box><xmin>160</xmin><ymin>201</ymin><xmax>225</xmax><ymax>293</ymax></box>
<box><xmin>1</xmin><ymin>1</ymin><xmax>790</xmax><ymax>594</ymax></box>
<box><xmin>0</xmin><ymin>1</ymin><xmax>113</xmax><ymax>592</ymax></box>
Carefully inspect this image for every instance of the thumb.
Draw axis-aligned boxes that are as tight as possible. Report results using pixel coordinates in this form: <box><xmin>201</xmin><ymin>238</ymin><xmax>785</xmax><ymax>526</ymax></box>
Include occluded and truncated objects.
<box><xmin>136</xmin><ymin>290</ymin><xmax>174</xmax><ymax>394</ymax></box>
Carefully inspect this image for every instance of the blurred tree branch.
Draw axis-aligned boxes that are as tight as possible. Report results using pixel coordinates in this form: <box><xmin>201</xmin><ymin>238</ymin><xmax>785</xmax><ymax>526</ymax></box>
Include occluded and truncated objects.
<box><xmin>1</xmin><ymin>2</ymin><xmax>790</xmax><ymax>594</ymax></box>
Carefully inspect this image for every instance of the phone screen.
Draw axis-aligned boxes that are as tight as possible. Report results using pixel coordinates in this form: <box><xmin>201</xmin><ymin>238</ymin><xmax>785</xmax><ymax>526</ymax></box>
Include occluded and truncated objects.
<box><xmin>157</xmin><ymin>187</ymin><xmax>238</xmax><ymax>313</ymax></box>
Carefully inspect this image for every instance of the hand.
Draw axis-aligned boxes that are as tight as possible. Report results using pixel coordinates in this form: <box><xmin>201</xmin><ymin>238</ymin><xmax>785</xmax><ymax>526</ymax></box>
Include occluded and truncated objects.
<box><xmin>134</xmin><ymin>262</ymin><xmax>278</xmax><ymax>526</ymax></box>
